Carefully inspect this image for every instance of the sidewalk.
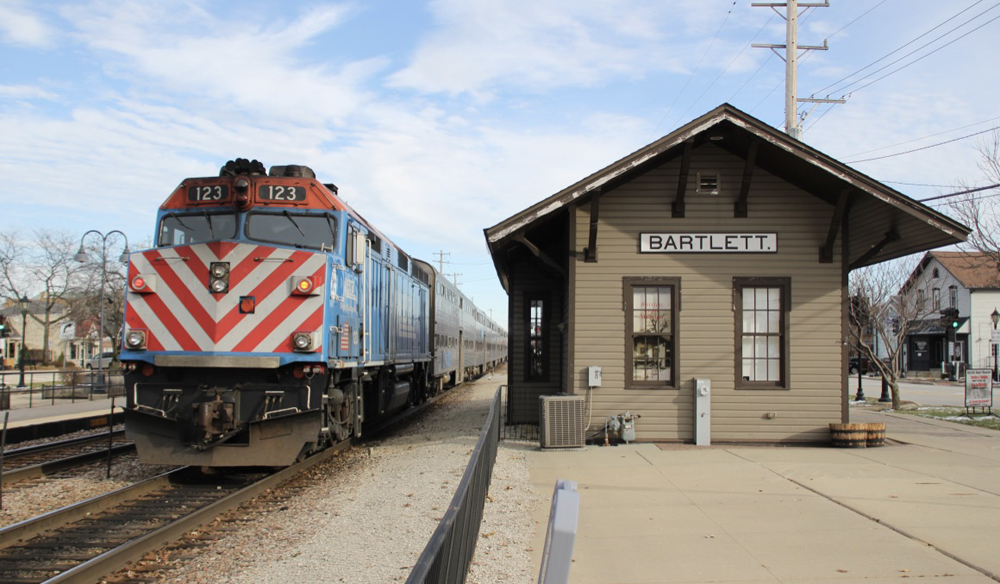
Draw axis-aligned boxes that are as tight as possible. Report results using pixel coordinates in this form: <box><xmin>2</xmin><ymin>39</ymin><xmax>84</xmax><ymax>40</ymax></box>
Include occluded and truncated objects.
<box><xmin>526</xmin><ymin>409</ymin><xmax>1000</xmax><ymax>583</ymax></box>
<box><xmin>1</xmin><ymin>397</ymin><xmax>118</xmax><ymax>429</ymax></box>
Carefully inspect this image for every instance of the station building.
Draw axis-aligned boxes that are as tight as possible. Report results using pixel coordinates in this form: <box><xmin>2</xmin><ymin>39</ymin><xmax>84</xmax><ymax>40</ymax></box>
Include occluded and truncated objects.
<box><xmin>485</xmin><ymin>104</ymin><xmax>969</xmax><ymax>443</ymax></box>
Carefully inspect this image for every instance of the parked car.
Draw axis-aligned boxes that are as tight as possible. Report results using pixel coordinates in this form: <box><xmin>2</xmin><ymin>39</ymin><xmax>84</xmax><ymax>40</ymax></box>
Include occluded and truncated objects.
<box><xmin>848</xmin><ymin>355</ymin><xmax>869</xmax><ymax>375</ymax></box>
<box><xmin>85</xmin><ymin>351</ymin><xmax>116</xmax><ymax>370</ymax></box>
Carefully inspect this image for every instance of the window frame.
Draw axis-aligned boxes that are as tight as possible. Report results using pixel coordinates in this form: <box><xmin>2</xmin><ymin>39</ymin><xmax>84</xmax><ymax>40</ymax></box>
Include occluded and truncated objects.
<box><xmin>734</xmin><ymin>277</ymin><xmax>791</xmax><ymax>390</ymax></box>
<box><xmin>624</xmin><ymin>277</ymin><xmax>680</xmax><ymax>389</ymax></box>
<box><xmin>525</xmin><ymin>294</ymin><xmax>550</xmax><ymax>382</ymax></box>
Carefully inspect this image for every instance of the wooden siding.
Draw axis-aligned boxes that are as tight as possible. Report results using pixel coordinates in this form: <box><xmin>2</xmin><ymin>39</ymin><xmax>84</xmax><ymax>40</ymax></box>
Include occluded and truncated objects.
<box><xmin>571</xmin><ymin>143</ymin><xmax>844</xmax><ymax>442</ymax></box>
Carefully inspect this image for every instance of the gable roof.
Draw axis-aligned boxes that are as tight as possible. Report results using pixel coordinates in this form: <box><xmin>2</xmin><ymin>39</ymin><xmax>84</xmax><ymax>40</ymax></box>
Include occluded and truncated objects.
<box><xmin>925</xmin><ymin>251</ymin><xmax>1000</xmax><ymax>290</ymax></box>
<box><xmin>485</xmin><ymin>103</ymin><xmax>969</xmax><ymax>285</ymax></box>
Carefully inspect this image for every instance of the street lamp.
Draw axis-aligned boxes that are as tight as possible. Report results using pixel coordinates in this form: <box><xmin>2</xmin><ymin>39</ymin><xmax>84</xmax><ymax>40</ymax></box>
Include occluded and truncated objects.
<box><xmin>74</xmin><ymin>230</ymin><xmax>129</xmax><ymax>393</ymax></box>
<box><xmin>17</xmin><ymin>294</ymin><xmax>29</xmax><ymax>388</ymax></box>
<box><xmin>992</xmin><ymin>308</ymin><xmax>999</xmax><ymax>382</ymax></box>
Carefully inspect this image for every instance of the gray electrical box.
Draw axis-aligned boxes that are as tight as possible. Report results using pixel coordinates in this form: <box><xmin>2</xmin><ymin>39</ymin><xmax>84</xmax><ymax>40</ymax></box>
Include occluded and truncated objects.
<box><xmin>588</xmin><ymin>366</ymin><xmax>602</xmax><ymax>387</ymax></box>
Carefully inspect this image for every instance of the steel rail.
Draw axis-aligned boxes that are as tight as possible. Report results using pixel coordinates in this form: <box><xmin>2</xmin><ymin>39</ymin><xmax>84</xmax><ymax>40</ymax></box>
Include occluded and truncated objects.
<box><xmin>1</xmin><ymin>443</ymin><xmax>136</xmax><ymax>483</ymax></box>
<box><xmin>2</xmin><ymin>430</ymin><xmax>125</xmax><ymax>462</ymax></box>
<box><xmin>40</xmin><ymin>440</ymin><xmax>351</xmax><ymax>583</ymax></box>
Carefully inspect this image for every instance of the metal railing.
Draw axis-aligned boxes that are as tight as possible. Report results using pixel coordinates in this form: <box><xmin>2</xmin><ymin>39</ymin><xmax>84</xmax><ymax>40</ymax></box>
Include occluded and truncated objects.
<box><xmin>0</xmin><ymin>370</ymin><xmax>125</xmax><ymax>410</ymax></box>
<box><xmin>407</xmin><ymin>386</ymin><xmax>502</xmax><ymax>584</ymax></box>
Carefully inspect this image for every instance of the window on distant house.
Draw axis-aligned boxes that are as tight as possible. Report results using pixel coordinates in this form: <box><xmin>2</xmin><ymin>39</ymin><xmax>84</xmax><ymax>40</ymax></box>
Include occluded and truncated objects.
<box><xmin>624</xmin><ymin>278</ymin><xmax>679</xmax><ymax>388</ymax></box>
<box><xmin>735</xmin><ymin>277</ymin><xmax>790</xmax><ymax>389</ymax></box>
<box><xmin>932</xmin><ymin>288</ymin><xmax>941</xmax><ymax>311</ymax></box>
<box><xmin>949</xmin><ymin>286</ymin><xmax>957</xmax><ymax>309</ymax></box>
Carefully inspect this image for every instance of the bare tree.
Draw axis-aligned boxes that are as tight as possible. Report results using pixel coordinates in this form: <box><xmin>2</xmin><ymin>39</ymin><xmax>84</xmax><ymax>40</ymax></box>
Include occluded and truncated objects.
<box><xmin>849</xmin><ymin>256</ymin><xmax>935</xmax><ymax>409</ymax></box>
<box><xmin>0</xmin><ymin>229</ymin><xmax>80</xmax><ymax>363</ymax></box>
<box><xmin>947</xmin><ymin>131</ymin><xmax>1000</xmax><ymax>269</ymax></box>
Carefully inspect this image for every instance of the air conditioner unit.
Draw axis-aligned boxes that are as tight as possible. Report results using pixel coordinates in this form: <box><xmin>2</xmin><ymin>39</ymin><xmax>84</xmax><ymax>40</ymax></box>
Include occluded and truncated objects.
<box><xmin>539</xmin><ymin>395</ymin><xmax>586</xmax><ymax>449</ymax></box>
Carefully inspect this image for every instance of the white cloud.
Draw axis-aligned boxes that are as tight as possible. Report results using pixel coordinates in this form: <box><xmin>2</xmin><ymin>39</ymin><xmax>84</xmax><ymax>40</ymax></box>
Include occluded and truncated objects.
<box><xmin>0</xmin><ymin>85</ymin><xmax>59</xmax><ymax>101</ymax></box>
<box><xmin>59</xmin><ymin>1</ymin><xmax>375</xmax><ymax>125</ymax></box>
<box><xmin>0</xmin><ymin>2</ymin><xmax>56</xmax><ymax>48</ymax></box>
<box><xmin>387</xmin><ymin>0</ymin><xmax>749</xmax><ymax>97</ymax></box>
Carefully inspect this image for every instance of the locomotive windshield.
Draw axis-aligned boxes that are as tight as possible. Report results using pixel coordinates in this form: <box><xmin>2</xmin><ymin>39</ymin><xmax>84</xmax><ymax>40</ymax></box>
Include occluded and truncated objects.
<box><xmin>158</xmin><ymin>211</ymin><xmax>238</xmax><ymax>246</ymax></box>
<box><xmin>246</xmin><ymin>211</ymin><xmax>338</xmax><ymax>250</ymax></box>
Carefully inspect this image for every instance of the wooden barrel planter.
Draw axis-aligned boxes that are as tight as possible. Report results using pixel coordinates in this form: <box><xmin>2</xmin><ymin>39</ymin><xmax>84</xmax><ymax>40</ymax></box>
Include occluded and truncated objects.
<box><xmin>829</xmin><ymin>423</ymin><xmax>868</xmax><ymax>448</ymax></box>
<box><xmin>866</xmin><ymin>422</ymin><xmax>886</xmax><ymax>447</ymax></box>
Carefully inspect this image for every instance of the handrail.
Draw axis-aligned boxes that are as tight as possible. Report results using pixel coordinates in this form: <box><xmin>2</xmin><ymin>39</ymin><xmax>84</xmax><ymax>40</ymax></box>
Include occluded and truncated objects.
<box><xmin>407</xmin><ymin>387</ymin><xmax>501</xmax><ymax>584</ymax></box>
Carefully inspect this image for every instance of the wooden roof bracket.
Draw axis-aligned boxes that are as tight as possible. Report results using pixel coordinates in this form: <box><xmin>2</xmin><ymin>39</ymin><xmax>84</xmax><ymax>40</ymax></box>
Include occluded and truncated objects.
<box><xmin>584</xmin><ymin>189</ymin><xmax>601</xmax><ymax>263</ymax></box>
<box><xmin>819</xmin><ymin>190</ymin><xmax>851</xmax><ymax>263</ymax></box>
<box><xmin>850</xmin><ymin>228</ymin><xmax>900</xmax><ymax>271</ymax></box>
<box><xmin>515</xmin><ymin>233</ymin><xmax>567</xmax><ymax>279</ymax></box>
<box><xmin>672</xmin><ymin>139</ymin><xmax>693</xmax><ymax>218</ymax></box>
<box><xmin>734</xmin><ymin>139</ymin><xmax>759</xmax><ymax>218</ymax></box>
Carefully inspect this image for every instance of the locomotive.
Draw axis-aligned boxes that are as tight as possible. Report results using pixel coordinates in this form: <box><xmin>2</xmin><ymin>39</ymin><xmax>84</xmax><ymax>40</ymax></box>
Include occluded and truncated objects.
<box><xmin>119</xmin><ymin>159</ymin><xmax>506</xmax><ymax>466</ymax></box>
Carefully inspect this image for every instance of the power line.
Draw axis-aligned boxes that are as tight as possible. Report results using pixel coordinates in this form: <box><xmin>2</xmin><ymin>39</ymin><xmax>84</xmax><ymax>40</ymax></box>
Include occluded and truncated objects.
<box><xmin>917</xmin><ymin>183</ymin><xmax>1000</xmax><ymax>203</ymax></box>
<box><xmin>812</xmin><ymin>0</ymin><xmax>988</xmax><ymax>96</ymax></box>
<box><xmin>843</xmin><ymin>116</ymin><xmax>1000</xmax><ymax>159</ymax></box>
<box><xmin>846</xmin><ymin>9</ymin><xmax>1000</xmax><ymax>95</ymax></box>
<box><xmin>845</xmin><ymin>126</ymin><xmax>998</xmax><ymax>164</ymax></box>
<box><xmin>650</xmin><ymin>1</ymin><xmax>736</xmax><ymax>138</ymax></box>
<box><xmin>672</xmin><ymin>7</ymin><xmax>773</xmax><ymax>126</ymax></box>
<box><xmin>882</xmin><ymin>180</ymin><xmax>965</xmax><ymax>188</ymax></box>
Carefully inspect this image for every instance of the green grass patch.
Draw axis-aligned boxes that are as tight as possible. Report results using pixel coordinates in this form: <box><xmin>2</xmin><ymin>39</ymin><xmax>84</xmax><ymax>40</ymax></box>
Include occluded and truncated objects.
<box><xmin>896</xmin><ymin>407</ymin><xmax>1000</xmax><ymax>431</ymax></box>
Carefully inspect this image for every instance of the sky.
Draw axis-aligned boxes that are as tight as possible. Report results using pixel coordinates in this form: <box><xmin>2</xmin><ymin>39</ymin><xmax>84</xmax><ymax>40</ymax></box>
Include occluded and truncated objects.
<box><xmin>1</xmin><ymin>0</ymin><xmax>998</xmax><ymax>326</ymax></box>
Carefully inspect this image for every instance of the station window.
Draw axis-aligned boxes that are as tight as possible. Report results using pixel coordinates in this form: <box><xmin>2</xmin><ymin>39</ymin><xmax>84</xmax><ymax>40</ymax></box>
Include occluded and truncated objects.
<box><xmin>624</xmin><ymin>277</ymin><xmax>679</xmax><ymax>388</ymax></box>
<box><xmin>734</xmin><ymin>277</ymin><xmax>790</xmax><ymax>389</ymax></box>
<box><xmin>526</xmin><ymin>296</ymin><xmax>548</xmax><ymax>381</ymax></box>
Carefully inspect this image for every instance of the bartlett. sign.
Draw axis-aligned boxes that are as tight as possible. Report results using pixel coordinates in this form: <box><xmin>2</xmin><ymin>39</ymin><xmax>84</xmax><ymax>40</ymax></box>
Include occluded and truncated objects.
<box><xmin>640</xmin><ymin>233</ymin><xmax>777</xmax><ymax>253</ymax></box>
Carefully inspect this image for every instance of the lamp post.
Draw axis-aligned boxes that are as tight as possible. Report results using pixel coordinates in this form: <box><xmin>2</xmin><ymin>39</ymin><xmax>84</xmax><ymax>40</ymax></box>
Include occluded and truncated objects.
<box><xmin>992</xmin><ymin>308</ymin><xmax>999</xmax><ymax>382</ymax></box>
<box><xmin>16</xmin><ymin>294</ymin><xmax>29</xmax><ymax>388</ymax></box>
<box><xmin>74</xmin><ymin>230</ymin><xmax>129</xmax><ymax>393</ymax></box>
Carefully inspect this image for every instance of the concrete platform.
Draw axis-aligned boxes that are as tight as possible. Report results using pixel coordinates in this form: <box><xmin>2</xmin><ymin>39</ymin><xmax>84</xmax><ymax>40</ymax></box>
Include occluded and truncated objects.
<box><xmin>1</xmin><ymin>397</ymin><xmax>119</xmax><ymax>430</ymax></box>
<box><xmin>527</xmin><ymin>408</ymin><xmax>1000</xmax><ymax>583</ymax></box>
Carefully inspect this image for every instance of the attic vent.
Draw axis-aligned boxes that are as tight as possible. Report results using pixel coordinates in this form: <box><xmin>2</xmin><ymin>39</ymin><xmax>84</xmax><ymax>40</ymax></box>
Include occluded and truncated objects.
<box><xmin>539</xmin><ymin>395</ymin><xmax>586</xmax><ymax>449</ymax></box>
<box><xmin>697</xmin><ymin>173</ymin><xmax>720</xmax><ymax>195</ymax></box>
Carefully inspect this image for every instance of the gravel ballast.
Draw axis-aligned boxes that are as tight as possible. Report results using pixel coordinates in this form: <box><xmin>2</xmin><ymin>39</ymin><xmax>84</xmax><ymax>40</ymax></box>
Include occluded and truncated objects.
<box><xmin>146</xmin><ymin>369</ymin><xmax>540</xmax><ymax>583</ymax></box>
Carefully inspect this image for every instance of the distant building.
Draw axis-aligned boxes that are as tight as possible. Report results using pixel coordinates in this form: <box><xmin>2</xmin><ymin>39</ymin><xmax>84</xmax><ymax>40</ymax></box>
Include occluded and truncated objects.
<box><xmin>900</xmin><ymin>251</ymin><xmax>1000</xmax><ymax>377</ymax></box>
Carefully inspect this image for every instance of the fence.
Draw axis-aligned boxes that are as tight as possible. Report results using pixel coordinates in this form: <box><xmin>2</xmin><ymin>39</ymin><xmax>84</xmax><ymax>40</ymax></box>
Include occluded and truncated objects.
<box><xmin>407</xmin><ymin>386</ymin><xmax>502</xmax><ymax>584</ymax></box>
<box><xmin>0</xmin><ymin>370</ymin><xmax>125</xmax><ymax>410</ymax></box>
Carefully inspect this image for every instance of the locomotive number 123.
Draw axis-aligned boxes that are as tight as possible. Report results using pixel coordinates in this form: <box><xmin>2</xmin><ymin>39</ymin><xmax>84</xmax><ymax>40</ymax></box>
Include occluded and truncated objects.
<box><xmin>187</xmin><ymin>185</ymin><xmax>229</xmax><ymax>202</ymax></box>
<box><xmin>258</xmin><ymin>185</ymin><xmax>306</xmax><ymax>201</ymax></box>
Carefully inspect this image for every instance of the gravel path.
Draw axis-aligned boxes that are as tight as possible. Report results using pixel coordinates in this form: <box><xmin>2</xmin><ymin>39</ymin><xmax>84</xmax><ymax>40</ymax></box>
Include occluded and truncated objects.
<box><xmin>152</xmin><ymin>368</ymin><xmax>539</xmax><ymax>583</ymax></box>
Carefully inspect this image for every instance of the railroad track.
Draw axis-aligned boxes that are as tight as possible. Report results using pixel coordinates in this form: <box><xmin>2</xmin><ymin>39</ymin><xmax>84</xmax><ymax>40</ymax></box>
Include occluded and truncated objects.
<box><xmin>0</xmin><ymin>384</ymin><xmax>461</xmax><ymax>583</ymax></box>
<box><xmin>0</xmin><ymin>439</ymin><xmax>349</xmax><ymax>584</ymax></box>
<box><xmin>1</xmin><ymin>431</ymin><xmax>136</xmax><ymax>484</ymax></box>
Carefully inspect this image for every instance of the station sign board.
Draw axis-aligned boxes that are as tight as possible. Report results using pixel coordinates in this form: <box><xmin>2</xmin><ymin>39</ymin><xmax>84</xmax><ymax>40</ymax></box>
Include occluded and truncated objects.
<box><xmin>965</xmin><ymin>368</ymin><xmax>993</xmax><ymax>408</ymax></box>
<box><xmin>639</xmin><ymin>233</ymin><xmax>777</xmax><ymax>253</ymax></box>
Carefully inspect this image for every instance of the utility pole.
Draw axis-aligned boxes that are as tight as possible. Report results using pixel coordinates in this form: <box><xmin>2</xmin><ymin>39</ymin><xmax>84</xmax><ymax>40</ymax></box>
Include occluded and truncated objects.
<box><xmin>752</xmin><ymin>0</ymin><xmax>843</xmax><ymax>140</ymax></box>
<box><xmin>433</xmin><ymin>250</ymin><xmax>450</xmax><ymax>274</ymax></box>
<box><xmin>450</xmin><ymin>273</ymin><xmax>462</xmax><ymax>287</ymax></box>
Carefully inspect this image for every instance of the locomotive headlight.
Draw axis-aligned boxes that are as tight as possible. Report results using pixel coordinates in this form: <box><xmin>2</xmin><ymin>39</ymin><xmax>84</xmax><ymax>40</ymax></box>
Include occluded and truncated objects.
<box><xmin>125</xmin><ymin>329</ymin><xmax>147</xmax><ymax>349</ymax></box>
<box><xmin>209</xmin><ymin>262</ymin><xmax>230</xmax><ymax>293</ymax></box>
<box><xmin>292</xmin><ymin>332</ymin><xmax>314</xmax><ymax>351</ymax></box>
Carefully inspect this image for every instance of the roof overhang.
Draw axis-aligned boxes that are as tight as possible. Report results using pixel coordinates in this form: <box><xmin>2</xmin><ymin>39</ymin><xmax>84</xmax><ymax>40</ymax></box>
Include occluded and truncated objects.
<box><xmin>485</xmin><ymin>103</ymin><xmax>969</xmax><ymax>290</ymax></box>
